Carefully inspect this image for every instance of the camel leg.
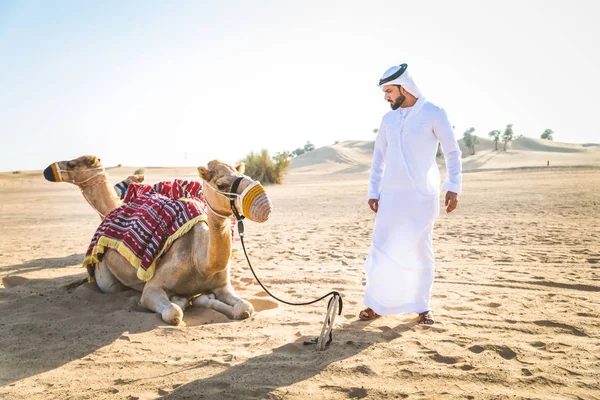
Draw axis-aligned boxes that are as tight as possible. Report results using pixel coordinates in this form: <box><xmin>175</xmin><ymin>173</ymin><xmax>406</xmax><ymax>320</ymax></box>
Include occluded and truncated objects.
<box><xmin>191</xmin><ymin>293</ymin><xmax>235</xmax><ymax>319</ymax></box>
<box><xmin>95</xmin><ymin>262</ymin><xmax>128</xmax><ymax>294</ymax></box>
<box><xmin>170</xmin><ymin>296</ymin><xmax>191</xmax><ymax>311</ymax></box>
<box><xmin>212</xmin><ymin>283</ymin><xmax>254</xmax><ymax>320</ymax></box>
<box><xmin>140</xmin><ymin>285</ymin><xmax>183</xmax><ymax>326</ymax></box>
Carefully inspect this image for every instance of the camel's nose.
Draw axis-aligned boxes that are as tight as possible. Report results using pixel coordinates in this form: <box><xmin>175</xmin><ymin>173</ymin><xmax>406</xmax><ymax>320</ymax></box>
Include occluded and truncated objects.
<box><xmin>248</xmin><ymin>194</ymin><xmax>272</xmax><ymax>223</ymax></box>
<box><xmin>43</xmin><ymin>165</ymin><xmax>57</xmax><ymax>182</ymax></box>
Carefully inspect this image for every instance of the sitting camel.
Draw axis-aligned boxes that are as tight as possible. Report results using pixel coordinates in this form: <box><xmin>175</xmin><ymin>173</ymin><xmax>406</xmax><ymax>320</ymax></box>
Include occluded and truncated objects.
<box><xmin>43</xmin><ymin>155</ymin><xmax>144</xmax><ymax>219</ymax></box>
<box><xmin>47</xmin><ymin>158</ymin><xmax>273</xmax><ymax>326</ymax></box>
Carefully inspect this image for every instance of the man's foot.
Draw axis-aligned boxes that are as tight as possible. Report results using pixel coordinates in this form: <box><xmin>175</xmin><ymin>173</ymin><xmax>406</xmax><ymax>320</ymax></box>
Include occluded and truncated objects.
<box><xmin>359</xmin><ymin>307</ymin><xmax>380</xmax><ymax>321</ymax></box>
<box><xmin>418</xmin><ymin>310</ymin><xmax>434</xmax><ymax>325</ymax></box>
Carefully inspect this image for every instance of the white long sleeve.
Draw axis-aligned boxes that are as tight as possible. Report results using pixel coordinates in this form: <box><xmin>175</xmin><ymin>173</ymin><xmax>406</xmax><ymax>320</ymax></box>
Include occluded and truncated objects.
<box><xmin>367</xmin><ymin>122</ymin><xmax>387</xmax><ymax>199</ymax></box>
<box><xmin>433</xmin><ymin>108</ymin><xmax>463</xmax><ymax>194</ymax></box>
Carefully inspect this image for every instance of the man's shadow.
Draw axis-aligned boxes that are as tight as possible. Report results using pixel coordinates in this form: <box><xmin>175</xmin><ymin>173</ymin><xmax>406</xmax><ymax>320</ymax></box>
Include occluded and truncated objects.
<box><xmin>161</xmin><ymin>319</ymin><xmax>419</xmax><ymax>400</ymax></box>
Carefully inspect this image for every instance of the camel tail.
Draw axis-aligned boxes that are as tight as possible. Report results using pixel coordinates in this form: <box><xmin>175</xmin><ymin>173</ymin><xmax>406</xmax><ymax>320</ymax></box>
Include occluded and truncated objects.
<box><xmin>63</xmin><ymin>277</ymin><xmax>88</xmax><ymax>290</ymax></box>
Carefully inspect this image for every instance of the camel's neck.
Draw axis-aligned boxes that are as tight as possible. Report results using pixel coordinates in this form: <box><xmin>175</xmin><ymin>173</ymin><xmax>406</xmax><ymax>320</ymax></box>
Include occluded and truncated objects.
<box><xmin>204</xmin><ymin>211</ymin><xmax>232</xmax><ymax>273</ymax></box>
<box><xmin>80</xmin><ymin>180</ymin><xmax>121</xmax><ymax>219</ymax></box>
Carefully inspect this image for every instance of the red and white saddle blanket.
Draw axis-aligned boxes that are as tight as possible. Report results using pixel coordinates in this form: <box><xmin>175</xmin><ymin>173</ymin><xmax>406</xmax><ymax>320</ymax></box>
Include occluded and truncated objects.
<box><xmin>83</xmin><ymin>179</ymin><xmax>221</xmax><ymax>282</ymax></box>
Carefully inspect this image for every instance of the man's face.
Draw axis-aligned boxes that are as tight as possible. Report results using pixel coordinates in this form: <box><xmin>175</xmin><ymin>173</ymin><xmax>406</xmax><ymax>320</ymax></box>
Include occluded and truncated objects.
<box><xmin>383</xmin><ymin>85</ymin><xmax>405</xmax><ymax>110</ymax></box>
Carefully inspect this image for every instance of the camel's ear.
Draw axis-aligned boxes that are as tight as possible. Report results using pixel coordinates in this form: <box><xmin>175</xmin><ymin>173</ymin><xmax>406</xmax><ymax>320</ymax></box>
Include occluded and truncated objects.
<box><xmin>235</xmin><ymin>162</ymin><xmax>245</xmax><ymax>174</ymax></box>
<box><xmin>198</xmin><ymin>166</ymin><xmax>212</xmax><ymax>181</ymax></box>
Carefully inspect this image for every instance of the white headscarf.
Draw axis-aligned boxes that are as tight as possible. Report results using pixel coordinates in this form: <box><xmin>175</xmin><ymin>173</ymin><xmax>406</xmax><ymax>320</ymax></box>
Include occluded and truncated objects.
<box><xmin>377</xmin><ymin>63</ymin><xmax>422</xmax><ymax>98</ymax></box>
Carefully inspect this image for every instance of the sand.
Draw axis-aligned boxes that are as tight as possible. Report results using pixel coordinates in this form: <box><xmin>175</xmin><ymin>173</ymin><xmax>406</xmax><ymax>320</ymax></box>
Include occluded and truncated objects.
<box><xmin>1</xmin><ymin>146</ymin><xmax>599</xmax><ymax>399</ymax></box>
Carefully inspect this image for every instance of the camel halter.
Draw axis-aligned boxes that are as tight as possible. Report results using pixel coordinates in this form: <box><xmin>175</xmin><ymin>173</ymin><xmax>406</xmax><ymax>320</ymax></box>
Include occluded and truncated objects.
<box><xmin>51</xmin><ymin>162</ymin><xmax>109</xmax><ymax>219</ymax></box>
<box><xmin>202</xmin><ymin>177</ymin><xmax>270</xmax><ymax>222</ymax></box>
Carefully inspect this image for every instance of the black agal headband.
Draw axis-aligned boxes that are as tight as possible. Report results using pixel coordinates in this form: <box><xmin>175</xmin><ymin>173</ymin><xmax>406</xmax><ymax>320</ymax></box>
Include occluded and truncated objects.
<box><xmin>378</xmin><ymin>63</ymin><xmax>408</xmax><ymax>86</ymax></box>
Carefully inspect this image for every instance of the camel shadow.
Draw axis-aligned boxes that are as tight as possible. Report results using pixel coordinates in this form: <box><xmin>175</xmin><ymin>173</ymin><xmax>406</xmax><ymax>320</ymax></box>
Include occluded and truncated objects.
<box><xmin>160</xmin><ymin>319</ymin><xmax>418</xmax><ymax>400</ymax></box>
<box><xmin>0</xmin><ymin>255</ymin><xmax>284</xmax><ymax>386</ymax></box>
<box><xmin>1</xmin><ymin>253</ymin><xmax>85</xmax><ymax>275</ymax></box>
<box><xmin>0</xmin><ymin>269</ymin><xmax>165</xmax><ymax>386</ymax></box>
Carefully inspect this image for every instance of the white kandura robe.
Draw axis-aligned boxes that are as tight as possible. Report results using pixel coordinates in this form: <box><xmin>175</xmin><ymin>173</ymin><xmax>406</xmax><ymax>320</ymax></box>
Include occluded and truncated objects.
<box><xmin>364</xmin><ymin>97</ymin><xmax>462</xmax><ymax>315</ymax></box>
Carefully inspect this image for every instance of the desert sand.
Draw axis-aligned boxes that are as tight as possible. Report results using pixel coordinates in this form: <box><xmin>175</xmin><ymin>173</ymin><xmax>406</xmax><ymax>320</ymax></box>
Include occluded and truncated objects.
<box><xmin>1</xmin><ymin>140</ymin><xmax>599</xmax><ymax>399</ymax></box>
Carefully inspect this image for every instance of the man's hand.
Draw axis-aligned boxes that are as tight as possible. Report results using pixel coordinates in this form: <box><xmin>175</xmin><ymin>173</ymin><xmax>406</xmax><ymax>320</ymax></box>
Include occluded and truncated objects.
<box><xmin>368</xmin><ymin>198</ymin><xmax>379</xmax><ymax>213</ymax></box>
<box><xmin>445</xmin><ymin>191</ymin><xmax>459</xmax><ymax>213</ymax></box>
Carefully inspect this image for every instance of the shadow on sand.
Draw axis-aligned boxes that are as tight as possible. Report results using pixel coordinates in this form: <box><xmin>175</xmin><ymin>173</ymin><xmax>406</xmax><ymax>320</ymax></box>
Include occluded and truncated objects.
<box><xmin>0</xmin><ymin>254</ymin><xmax>283</xmax><ymax>387</ymax></box>
<box><xmin>160</xmin><ymin>319</ymin><xmax>421</xmax><ymax>400</ymax></box>
<box><xmin>0</xmin><ymin>254</ymin><xmax>162</xmax><ymax>385</ymax></box>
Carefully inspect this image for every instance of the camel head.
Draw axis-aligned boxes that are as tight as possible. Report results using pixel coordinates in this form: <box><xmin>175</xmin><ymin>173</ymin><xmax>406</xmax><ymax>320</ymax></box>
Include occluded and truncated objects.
<box><xmin>114</xmin><ymin>174</ymin><xmax>145</xmax><ymax>199</ymax></box>
<box><xmin>125</xmin><ymin>174</ymin><xmax>145</xmax><ymax>184</ymax></box>
<box><xmin>198</xmin><ymin>160</ymin><xmax>272</xmax><ymax>223</ymax></box>
<box><xmin>43</xmin><ymin>155</ymin><xmax>106</xmax><ymax>187</ymax></box>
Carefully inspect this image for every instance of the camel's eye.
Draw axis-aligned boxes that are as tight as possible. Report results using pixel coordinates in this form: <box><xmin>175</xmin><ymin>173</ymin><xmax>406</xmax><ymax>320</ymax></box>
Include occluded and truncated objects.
<box><xmin>217</xmin><ymin>182</ymin><xmax>230</xmax><ymax>191</ymax></box>
<box><xmin>66</xmin><ymin>162</ymin><xmax>75</xmax><ymax>169</ymax></box>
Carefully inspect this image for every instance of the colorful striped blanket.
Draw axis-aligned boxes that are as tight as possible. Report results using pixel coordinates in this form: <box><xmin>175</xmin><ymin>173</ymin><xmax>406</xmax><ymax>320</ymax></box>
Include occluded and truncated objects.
<box><xmin>83</xmin><ymin>179</ymin><xmax>208</xmax><ymax>282</ymax></box>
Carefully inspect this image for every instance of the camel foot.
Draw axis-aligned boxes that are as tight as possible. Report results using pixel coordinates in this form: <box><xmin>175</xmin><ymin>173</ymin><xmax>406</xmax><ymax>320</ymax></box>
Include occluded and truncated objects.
<box><xmin>162</xmin><ymin>303</ymin><xmax>184</xmax><ymax>326</ymax></box>
<box><xmin>233</xmin><ymin>299</ymin><xmax>254</xmax><ymax>320</ymax></box>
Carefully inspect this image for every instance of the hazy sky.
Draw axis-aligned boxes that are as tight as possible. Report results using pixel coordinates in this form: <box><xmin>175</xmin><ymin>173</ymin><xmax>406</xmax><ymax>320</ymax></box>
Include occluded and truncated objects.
<box><xmin>1</xmin><ymin>0</ymin><xmax>598</xmax><ymax>172</ymax></box>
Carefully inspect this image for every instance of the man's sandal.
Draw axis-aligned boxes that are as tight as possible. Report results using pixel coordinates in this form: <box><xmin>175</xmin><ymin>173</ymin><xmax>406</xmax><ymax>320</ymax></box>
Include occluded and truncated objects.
<box><xmin>418</xmin><ymin>310</ymin><xmax>434</xmax><ymax>325</ymax></box>
<box><xmin>359</xmin><ymin>307</ymin><xmax>380</xmax><ymax>321</ymax></box>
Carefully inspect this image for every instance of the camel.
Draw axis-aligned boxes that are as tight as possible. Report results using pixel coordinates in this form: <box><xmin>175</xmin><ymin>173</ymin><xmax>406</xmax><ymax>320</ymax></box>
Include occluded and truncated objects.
<box><xmin>46</xmin><ymin>157</ymin><xmax>273</xmax><ymax>326</ymax></box>
<box><xmin>43</xmin><ymin>155</ymin><xmax>144</xmax><ymax>220</ymax></box>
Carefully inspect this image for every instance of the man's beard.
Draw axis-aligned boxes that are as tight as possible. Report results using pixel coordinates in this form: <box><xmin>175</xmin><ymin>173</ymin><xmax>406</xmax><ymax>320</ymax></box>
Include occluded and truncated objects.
<box><xmin>390</xmin><ymin>94</ymin><xmax>406</xmax><ymax>110</ymax></box>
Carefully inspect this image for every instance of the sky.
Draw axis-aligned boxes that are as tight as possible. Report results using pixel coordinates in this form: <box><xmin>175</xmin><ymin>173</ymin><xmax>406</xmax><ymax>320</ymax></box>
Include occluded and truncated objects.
<box><xmin>1</xmin><ymin>0</ymin><xmax>599</xmax><ymax>172</ymax></box>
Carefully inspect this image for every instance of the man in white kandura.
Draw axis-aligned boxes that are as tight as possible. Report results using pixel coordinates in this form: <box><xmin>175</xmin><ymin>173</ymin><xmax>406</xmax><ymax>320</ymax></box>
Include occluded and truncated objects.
<box><xmin>360</xmin><ymin>63</ymin><xmax>462</xmax><ymax>325</ymax></box>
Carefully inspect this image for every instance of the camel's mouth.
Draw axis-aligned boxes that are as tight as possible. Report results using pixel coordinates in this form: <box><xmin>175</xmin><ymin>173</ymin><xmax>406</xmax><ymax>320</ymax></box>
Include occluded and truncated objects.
<box><xmin>238</xmin><ymin>182</ymin><xmax>272</xmax><ymax>223</ymax></box>
<box><xmin>43</xmin><ymin>163</ymin><xmax>62</xmax><ymax>182</ymax></box>
<box><xmin>245</xmin><ymin>192</ymin><xmax>272</xmax><ymax>223</ymax></box>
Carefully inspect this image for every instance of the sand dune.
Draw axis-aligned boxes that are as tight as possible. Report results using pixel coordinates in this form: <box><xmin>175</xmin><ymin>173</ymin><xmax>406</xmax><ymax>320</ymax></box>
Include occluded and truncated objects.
<box><xmin>289</xmin><ymin>140</ymin><xmax>374</xmax><ymax>174</ymax></box>
<box><xmin>458</xmin><ymin>136</ymin><xmax>498</xmax><ymax>153</ymax></box>
<box><xmin>510</xmin><ymin>137</ymin><xmax>592</xmax><ymax>153</ymax></box>
<box><xmin>289</xmin><ymin>137</ymin><xmax>600</xmax><ymax>174</ymax></box>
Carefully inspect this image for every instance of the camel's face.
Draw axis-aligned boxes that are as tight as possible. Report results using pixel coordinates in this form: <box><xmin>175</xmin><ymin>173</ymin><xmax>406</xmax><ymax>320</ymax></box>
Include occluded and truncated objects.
<box><xmin>124</xmin><ymin>174</ymin><xmax>145</xmax><ymax>185</ymax></box>
<box><xmin>114</xmin><ymin>174</ymin><xmax>145</xmax><ymax>198</ymax></box>
<box><xmin>198</xmin><ymin>160</ymin><xmax>272</xmax><ymax>223</ymax></box>
<box><xmin>43</xmin><ymin>155</ymin><xmax>104</xmax><ymax>185</ymax></box>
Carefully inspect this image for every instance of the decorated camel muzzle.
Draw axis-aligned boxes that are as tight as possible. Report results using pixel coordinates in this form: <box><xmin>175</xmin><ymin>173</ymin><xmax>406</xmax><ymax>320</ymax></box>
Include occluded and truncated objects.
<box><xmin>198</xmin><ymin>163</ymin><xmax>272</xmax><ymax>224</ymax></box>
<box><xmin>43</xmin><ymin>155</ymin><xmax>106</xmax><ymax>186</ymax></box>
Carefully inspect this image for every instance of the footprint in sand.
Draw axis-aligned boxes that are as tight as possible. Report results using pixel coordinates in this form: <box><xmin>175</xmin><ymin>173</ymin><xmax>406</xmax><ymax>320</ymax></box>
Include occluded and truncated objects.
<box><xmin>468</xmin><ymin>344</ymin><xmax>517</xmax><ymax>360</ymax></box>
<box><xmin>576</xmin><ymin>312</ymin><xmax>598</xmax><ymax>318</ymax></box>
<box><xmin>533</xmin><ymin>320</ymin><xmax>588</xmax><ymax>337</ymax></box>
<box><xmin>483</xmin><ymin>302</ymin><xmax>501</xmax><ymax>308</ymax></box>
<box><xmin>321</xmin><ymin>386</ymin><xmax>370</xmax><ymax>399</ymax></box>
<box><xmin>352</xmin><ymin>365</ymin><xmax>378</xmax><ymax>376</ymax></box>
<box><xmin>444</xmin><ymin>305</ymin><xmax>473</xmax><ymax>311</ymax></box>
<box><xmin>430</xmin><ymin>351</ymin><xmax>463</xmax><ymax>364</ymax></box>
